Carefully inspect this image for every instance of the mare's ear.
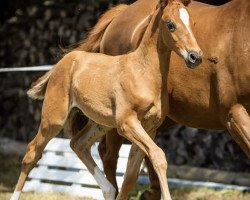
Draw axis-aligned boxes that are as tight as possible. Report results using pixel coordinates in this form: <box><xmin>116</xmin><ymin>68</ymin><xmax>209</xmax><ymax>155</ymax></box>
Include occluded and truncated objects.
<box><xmin>156</xmin><ymin>0</ymin><xmax>168</xmax><ymax>10</ymax></box>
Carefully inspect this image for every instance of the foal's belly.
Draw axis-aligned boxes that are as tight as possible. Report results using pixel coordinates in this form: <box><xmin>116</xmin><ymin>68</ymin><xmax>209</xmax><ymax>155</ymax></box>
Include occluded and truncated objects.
<box><xmin>76</xmin><ymin>102</ymin><xmax>116</xmax><ymax>127</ymax></box>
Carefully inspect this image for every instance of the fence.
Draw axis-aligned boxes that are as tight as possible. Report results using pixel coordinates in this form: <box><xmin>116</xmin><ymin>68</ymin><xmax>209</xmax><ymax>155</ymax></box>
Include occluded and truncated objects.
<box><xmin>0</xmin><ymin>66</ymin><xmax>52</xmax><ymax>73</ymax></box>
<box><xmin>21</xmin><ymin>137</ymin><xmax>250</xmax><ymax>200</ymax></box>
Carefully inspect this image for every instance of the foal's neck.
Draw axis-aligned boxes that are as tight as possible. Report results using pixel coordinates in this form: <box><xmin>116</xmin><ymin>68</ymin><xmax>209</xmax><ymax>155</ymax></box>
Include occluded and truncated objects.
<box><xmin>135</xmin><ymin>8</ymin><xmax>170</xmax><ymax>78</ymax></box>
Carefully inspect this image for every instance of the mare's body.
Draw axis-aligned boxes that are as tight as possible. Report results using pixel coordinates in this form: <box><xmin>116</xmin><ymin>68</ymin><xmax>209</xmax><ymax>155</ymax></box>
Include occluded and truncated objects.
<box><xmin>101</xmin><ymin>0</ymin><xmax>250</xmax><ymax>129</ymax></box>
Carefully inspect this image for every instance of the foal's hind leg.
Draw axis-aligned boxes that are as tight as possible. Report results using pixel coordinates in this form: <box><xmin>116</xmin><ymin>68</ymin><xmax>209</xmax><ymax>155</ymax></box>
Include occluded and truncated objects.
<box><xmin>227</xmin><ymin>104</ymin><xmax>250</xmax><ymax>158</ymax></box>
<box><xmin>98</xmin><ymin>129</ymin><xmax>124</xmax><ymax>197</ymax></box>
<box><xmin>10</xmin><ymin>88</ymin><xmax>70</xmax><ymax>200</ymax></box>
<box><xmin>70</xmin><ymin>120</ymin><xmax>116</xmax><ymax>200</ymax></box>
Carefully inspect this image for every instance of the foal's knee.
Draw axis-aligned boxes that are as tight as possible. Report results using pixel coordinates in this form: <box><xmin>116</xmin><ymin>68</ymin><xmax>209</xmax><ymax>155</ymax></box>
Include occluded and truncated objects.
<box><xmin>150</xmin><ymin>148</ymin><xmax>167</xmax><ymax>171</ymax></box>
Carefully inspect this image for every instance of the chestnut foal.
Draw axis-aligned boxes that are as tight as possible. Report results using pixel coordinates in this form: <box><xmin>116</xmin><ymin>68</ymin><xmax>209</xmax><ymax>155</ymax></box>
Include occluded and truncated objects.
<box><xmin>11</xmin><ymin>0</ymin><xmax>202</xmax><ymax>200</ymax></box>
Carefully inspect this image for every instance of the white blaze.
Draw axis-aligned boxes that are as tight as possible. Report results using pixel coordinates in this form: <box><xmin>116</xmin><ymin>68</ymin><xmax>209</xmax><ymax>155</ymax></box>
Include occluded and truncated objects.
<box><xmin>179</xmin><ymin>8</ymin><xmax>191</xmax><ymax>34</ymax></box>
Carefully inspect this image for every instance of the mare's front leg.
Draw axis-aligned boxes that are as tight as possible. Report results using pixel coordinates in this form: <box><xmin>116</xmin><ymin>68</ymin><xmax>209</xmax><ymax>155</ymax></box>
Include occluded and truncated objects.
<box><xmin>216</xmin><ymin>66</ymin><xmax>250</xmax><ymax>157</ymax></box>
<box><xmin>116</xmin><ymin>114</ymin><xmax>172</xmax><ymax>200</ymax></box>
<box><xmin>226</xmin><ymin>104</ymin><xmax>250</xmax><ymax>158</ymax></box>
<box><xmin>98</xmin><ymin>129</ymin><xmax>124</xmax><ymax>197</ymax></box>
<box><xmin>70</xmin><ymin>120</ymin><xmax>116</xmax><ymax>200</ymax></box>
<box><xmin>140</xmin><ymin>156</ymin><xmax>161</xmax><ymax>200</ymax></box>
<box><xmin>117</xmin><ymin>143</ymin><xmax>146</xmax><ymax>200</ymax></box>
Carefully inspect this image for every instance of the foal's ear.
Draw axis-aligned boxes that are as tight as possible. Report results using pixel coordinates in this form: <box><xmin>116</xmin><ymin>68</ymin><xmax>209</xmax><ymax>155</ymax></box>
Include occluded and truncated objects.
<box><xmin>156</xmin><ymin>0</ymin><xmax>168</xmax><ymax>10</ymax></box>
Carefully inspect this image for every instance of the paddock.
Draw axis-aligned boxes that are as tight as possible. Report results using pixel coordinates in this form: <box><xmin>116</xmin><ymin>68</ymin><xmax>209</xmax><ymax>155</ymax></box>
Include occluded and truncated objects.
<box><xmin>1</xmin><ymin>0</ymin><xmax>250</xmax><ymax>199</ymax></box>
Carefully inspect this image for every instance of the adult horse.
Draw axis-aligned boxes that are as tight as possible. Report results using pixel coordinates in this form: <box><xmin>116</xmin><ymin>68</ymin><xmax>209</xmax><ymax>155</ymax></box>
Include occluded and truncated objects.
<box><xmin>64</xmin><ymin>0</ymin><xmax>250</xmax><ymax>199</ymax></box>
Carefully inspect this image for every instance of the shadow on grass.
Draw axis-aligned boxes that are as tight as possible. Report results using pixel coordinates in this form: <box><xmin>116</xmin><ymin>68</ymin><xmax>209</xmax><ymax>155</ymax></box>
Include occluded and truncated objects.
<box><xmin>0</xmin><ymin>153</ymin><xmax>22</xmax><ymax>191</ymax></box>
<box><xmin>129</xmin><ymin>184</ymin><xmax>250</xmax><ymax>200</ymax></box>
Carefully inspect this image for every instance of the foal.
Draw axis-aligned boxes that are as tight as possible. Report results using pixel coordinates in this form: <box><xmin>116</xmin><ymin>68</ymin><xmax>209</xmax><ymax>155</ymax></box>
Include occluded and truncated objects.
<box><xmin>11</xmin><ymin>0</ymin><xmax>202</xmax><ymax>200</ymax></box>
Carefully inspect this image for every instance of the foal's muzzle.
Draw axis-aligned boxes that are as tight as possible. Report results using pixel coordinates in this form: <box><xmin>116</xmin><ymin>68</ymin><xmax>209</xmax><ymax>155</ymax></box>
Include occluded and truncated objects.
<box><xmin>186</xmin><ymin>50</ymin><xmax>203</xmax><ymax>69</ymax></box>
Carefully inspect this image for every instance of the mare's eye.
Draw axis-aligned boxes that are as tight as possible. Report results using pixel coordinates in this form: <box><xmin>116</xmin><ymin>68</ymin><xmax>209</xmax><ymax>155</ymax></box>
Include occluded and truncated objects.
<box><xmin>166</xmin><ymin>20</ymin><xmax>176</xmax><ymax>32</ymax></box>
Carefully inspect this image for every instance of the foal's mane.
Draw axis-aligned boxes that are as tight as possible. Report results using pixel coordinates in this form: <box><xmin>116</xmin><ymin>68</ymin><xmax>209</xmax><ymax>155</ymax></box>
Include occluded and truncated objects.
<box><xmin>137</xmin><ymin>0</ymin><xmax>168</xmax><ymax>49</ymax></box>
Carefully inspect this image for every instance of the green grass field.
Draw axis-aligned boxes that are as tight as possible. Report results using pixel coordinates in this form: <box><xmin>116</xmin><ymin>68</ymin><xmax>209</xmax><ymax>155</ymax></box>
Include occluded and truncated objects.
<box><xmin>1</xmin><ymin>153</ymin><xmax>250</xmax><ymax>200</ymax></box>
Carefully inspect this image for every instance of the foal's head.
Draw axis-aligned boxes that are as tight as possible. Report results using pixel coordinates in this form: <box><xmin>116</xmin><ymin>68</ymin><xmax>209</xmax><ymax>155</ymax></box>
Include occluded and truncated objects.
<box><xmin>160</xmin><ymin>0</ymin><xmax>203</xmax><ymax>68</ymax></box>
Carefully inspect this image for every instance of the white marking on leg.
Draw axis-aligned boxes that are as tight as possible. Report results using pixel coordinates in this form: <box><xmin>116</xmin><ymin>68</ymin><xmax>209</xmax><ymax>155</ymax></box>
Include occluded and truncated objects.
<box><xmin>93</xmin><ymin>166</ymin><xmax>116</xmax><ymax>200</ymax></box>
<box><xmin>10</xmin><ymin>191</ymin><xmax>21</xmax><ymax>200</ymax></box>
<box><xmin>179</xmin><ymin>8</ymin><xmax>192</xmax><ymax>34</ymax></box>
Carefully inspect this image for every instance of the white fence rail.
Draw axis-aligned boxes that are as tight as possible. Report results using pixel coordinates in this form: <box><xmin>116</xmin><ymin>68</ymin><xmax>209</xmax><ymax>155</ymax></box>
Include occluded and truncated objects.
<box><xmin>0</xmin><ymin>65</ymin><xmax>52</xmax><ymax>72</ymax></box>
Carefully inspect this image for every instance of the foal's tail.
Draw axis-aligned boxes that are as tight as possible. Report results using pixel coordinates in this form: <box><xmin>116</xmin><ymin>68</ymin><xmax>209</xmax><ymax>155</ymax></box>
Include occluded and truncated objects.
<box><xmin>27</xmin><ymin>3</ymin><xmax>128</xmax><ymax>100</ymax></box>
<box><xmin>27</xmin><ymin>70</ymin><xmax>52</xmax><ymax>100</ymax></box>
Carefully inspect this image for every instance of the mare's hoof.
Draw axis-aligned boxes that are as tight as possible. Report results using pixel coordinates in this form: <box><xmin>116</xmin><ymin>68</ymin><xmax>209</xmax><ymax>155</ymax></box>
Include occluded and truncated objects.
<box><xmin>140</xmin><ymin>189</ymin><xmax>161</xmax><ymax>200</ymax></box>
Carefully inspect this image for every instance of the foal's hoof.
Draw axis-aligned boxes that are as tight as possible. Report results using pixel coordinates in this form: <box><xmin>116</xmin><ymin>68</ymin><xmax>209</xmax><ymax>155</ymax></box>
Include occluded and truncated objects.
<box><xmin>140</xmin><ymin>189</ymin><xmax>161</xmax><ymax>200</ymax></box>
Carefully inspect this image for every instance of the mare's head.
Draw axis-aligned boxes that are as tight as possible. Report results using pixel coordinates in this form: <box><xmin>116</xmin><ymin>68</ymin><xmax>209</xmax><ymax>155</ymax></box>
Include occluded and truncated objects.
<box><xmin>160</xmin><ymin>0</ymin><xmax>203</xmax><ymax>68</ymax></box>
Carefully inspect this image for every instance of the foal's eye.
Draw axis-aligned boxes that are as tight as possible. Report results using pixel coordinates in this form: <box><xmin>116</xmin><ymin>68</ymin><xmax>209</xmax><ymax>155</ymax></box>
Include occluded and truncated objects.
<box><xmin>166</xmin><ymin>20</ymin><xmax>176</xmax><ymax>32</ymax></box>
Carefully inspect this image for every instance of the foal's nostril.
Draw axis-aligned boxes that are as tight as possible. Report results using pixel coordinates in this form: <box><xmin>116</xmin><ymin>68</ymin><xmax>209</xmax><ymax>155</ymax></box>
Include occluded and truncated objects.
<box><xmin>189</xmin><ymin>52</ymin><xmax>198</xmax><ymax>64</ymax></box>
<box><xmin>186</xmin><ymin>51</ymin><xmax>202</xmax><ymax>68</ymax></box>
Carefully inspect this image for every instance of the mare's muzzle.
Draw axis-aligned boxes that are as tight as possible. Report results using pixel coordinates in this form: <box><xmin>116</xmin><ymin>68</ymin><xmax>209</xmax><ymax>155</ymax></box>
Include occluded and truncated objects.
<box><xmin>186</xmin><ymin>50</ymin><xmax>202</xmax><ymax>69</ymax></box>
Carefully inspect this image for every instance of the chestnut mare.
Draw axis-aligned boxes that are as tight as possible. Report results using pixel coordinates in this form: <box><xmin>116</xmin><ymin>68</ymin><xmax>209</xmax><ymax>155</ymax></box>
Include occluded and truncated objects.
<box><xmin>11</xmin><ymin>0</ymin><xmax>202</xmax><ymax>200</ymax></box>
<box><xmin>64</xmin><ymin>0</ymin><xmax>250</xmax><ymax>199</ymax></box>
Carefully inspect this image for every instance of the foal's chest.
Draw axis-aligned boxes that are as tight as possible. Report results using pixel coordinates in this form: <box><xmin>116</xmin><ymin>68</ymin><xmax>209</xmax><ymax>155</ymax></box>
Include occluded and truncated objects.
<box><xmin>141</xmin><ymin>99</ymin><xmax>167</xmax><ymax>132</ymax></box>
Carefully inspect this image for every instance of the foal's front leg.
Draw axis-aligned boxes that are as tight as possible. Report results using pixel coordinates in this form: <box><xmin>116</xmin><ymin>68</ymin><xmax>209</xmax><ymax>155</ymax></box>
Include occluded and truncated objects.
<box><xmin>116</xmin><ymin>115</ymin><xmax>172</xmax><ymax>200</ymax></box>
<box><xmin>70</xmin><ymin>120</ymin><xmax>116</xmax><ymax>200</ymax></box>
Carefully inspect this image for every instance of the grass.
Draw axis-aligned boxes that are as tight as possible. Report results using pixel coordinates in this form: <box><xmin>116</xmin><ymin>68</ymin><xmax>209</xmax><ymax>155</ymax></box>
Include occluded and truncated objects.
<box><xmin>129</xmin><ymin>184</ymin><xmax>250</xmax><ymax>200</ymax></box>
<box><xmin>1</xmin><ymin>187</ymin><xmax>250</xmax><ymax>200</ymax></box>
<box><xmin>0</xmin><ymin>192</ymin><xmax>93</xmax><ymax>200</ymax></box>
<box><xmin>0</xmin><ymin>153</ymin><xmax>250</xmax><ymax>200</ymax></box>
